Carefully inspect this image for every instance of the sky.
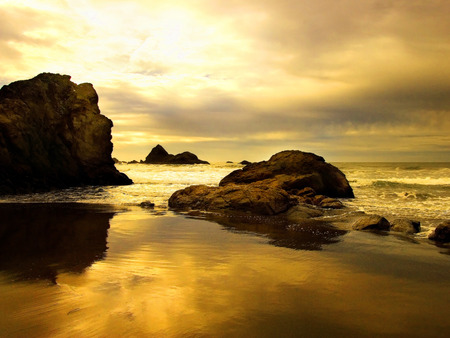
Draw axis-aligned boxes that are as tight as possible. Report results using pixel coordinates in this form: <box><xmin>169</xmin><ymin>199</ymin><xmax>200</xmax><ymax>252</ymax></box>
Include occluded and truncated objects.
<box><xmin>1</xmin><ymin>0</ymin><xmax>449</xmax><ymax>162</ymax></box>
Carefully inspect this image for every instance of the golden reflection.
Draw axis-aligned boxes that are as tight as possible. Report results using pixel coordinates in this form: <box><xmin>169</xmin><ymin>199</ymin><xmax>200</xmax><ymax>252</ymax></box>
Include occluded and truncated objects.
<box><xmin>1</xmin><ymin>207</ymin><xmax>449</xmax><ymax>336</ymax></box>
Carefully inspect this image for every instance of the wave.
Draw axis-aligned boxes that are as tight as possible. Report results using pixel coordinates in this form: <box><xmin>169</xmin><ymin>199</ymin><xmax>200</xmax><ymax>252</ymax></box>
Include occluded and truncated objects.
<box><xmin>392</xmin><ymin>191</ymin><xmax>432</xmax><ymax>200</ymax></box>
<box><xmin>398</xmin><ymin>165</ymin><xmax>422</xmax><ymax>170</ymax></box>
<box><xmin>371</xmin><ymin>179</ymin><xmax>450</xmax><ymax>188</ymax></box>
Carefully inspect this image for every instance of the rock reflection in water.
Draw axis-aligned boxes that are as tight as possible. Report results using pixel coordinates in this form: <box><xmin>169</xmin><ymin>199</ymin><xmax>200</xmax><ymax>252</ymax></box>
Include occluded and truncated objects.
<box><xmin>188</xmin><ymin>212</ymin><xmax>348</xmax><ymax>250</ymax></box>
<box><xmin>0</xmin><ymin>203</ymin><xmax>115</xmax><ymax>282</ymax></box>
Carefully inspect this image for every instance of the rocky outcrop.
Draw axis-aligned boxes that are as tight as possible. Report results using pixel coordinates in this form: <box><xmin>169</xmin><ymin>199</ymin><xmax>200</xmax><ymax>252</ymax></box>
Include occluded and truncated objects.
<box><xmin>169</xmin><ymin>150</ymin><xmax>353</xmax><ymax>216</ymax></box>
<box><xmin>0</xmin><ymin>73</ymin><xmax>132</xmax><ymax>194</ymax></box>
<box><xmin>143</xmin><ymin>144</ymin><xmax>209</xmax><ymax>164</ymax></box>
<box><xmin>352</xmin><ymin>214</ymin><xmax>391</xmax><ymax>231</ymax></box>
<box><xmin>428</xmin><ymin>221</ymin><xmax>450</xmax><ymax>242</ymax></box>
<box><xmin>169</xmin><ymin>182</ymin><xmax>295</xmax><ymax>215</ymax></box>
<box><xmin>219</xmin><ymin>150</ymin><xmax>354</xmax><ymax>198</ymax></box>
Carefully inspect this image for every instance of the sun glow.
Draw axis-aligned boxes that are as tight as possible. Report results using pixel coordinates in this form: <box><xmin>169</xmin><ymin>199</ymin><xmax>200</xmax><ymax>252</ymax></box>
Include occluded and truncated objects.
<box><xmin>130</xmin><ymin>8</ymin><xmax>209</xmax><ymax>70</ymax></box>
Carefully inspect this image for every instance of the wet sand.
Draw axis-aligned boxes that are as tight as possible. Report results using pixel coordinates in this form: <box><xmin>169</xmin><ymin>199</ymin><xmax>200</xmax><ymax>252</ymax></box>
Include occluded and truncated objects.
<box><xmin>0</xmin><ymin>203</ymin><xmax>449</xmax><ymax>337</ymax></box>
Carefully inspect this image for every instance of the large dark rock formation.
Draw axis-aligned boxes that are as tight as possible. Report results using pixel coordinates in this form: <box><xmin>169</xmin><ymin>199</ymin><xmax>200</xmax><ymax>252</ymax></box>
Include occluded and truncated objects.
<box><xmin>220</xmin><ymin>150</ymin><xmax>354</xmax><ymax>198</ymax></box>
<box><xmin>169</xmin><ymin>150</ymin><xmax>353</xmax><ymax>215</ymax></box>
<box><xmin>144</xmin><ymin>144</ymin><xmax>209</xmax><ymax>164</ymax></box>
<box><xmin>0</xmin><ymin>73</ymin><xmax>132</xmax><ymax>194</ymax></box>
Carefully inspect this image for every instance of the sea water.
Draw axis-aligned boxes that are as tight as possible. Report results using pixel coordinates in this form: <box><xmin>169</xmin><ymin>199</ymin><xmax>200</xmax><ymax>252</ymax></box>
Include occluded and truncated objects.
<box><xmin>337</xmin><ymin>162</ymin><xmax>450</xmax><ymax>233</ymax></box>
<box><xmin>1</xmin><ymin>162</ymin><xmax>448</xmax><ymax>231</ymax></box>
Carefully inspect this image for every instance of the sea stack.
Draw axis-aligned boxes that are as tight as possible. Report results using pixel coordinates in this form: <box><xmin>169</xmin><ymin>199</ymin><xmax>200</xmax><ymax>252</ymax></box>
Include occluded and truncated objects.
<box><xmin>169</xmin><ymin>150</ymin><xmax>353</xmax><ymax>215</ymax></box>
<box><xmin>0</xmin><ymin>73</ymin><xmax>132</xmax><ymax>194</ymax></box>
<box><xmin>143</xmin><ymin>144</ymin><xmax>209</xmax><ymax>164</ymax></box>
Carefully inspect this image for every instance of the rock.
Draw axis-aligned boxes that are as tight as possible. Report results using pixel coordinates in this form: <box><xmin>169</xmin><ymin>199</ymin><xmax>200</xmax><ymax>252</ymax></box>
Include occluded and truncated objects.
<box><xmin>284</xmin><ymin>204</ymin><xmax>324</xmax><ymax>220</ymax></box>
<box><xmin>139</xmin><ymin>201</ymin><xmax>155</xmax><ymax>208</ymax></box>
<box><xmin>294</xmin><ymin>187</ymin><xmax>316</xmax><ymax>197</ymax></box>
<box><xmin>391</xmin><ymin>218</ymin><xmax>421</xmax><ymax>234</ymax></box>
<box><xmin>144</xmin><ymin>144</ymin><xmax>170</xmax><ymax>162</ymax></box>
<box><xmin>169</xmin><ymin>182</ymin><xmax>296</xmax><ymax>215</ymax></box>
<box><xmin>317</xmin><ymin>197</ymin><xmax>344</xmax><ymax>209</ymax></box>
<box><xmin>292</xmin><ymin>192</ymin><xmax>343</xmax><ymax>209</ymax></box>
<box><xmin>226</xmin><ymin>161</ymin><xmax>233</xmax><ymax>163</ymax></box>
<box><xmin>0</xmin><ymin>73</ymin><xmax>132</xmax><ymax>194</ymax></box>
<box><xmin>428</xmin><ymin>221</ymin><xmax>450</xmax><ymax>242</ymax></box>
<box><xmin>173</xmin><ymin>151</ymin><xmax>209</xmax><ymax>164</ymax></box>
<box><xmin>352</xmin><ymin>214</ymin><xmax>391</xmax><ymax>231</ymax></box>
<box><xmin>169</xmin><ymin>150</ymin><xmax>353</xmax><ymax>217</ymax></box>
<box><xmin>239</xmin><ymin>160</ymin><xmax>252</xmax><ymax>165</ymax></box>
<box><xmin>143</xmin><ymin>144</ymin><xmax>209</xmax><ymax>164</ymax></box>
<box><xmin>220</xmin><ymin>150</ymin><xmax>354</xmax><ymax>198</ymax></box>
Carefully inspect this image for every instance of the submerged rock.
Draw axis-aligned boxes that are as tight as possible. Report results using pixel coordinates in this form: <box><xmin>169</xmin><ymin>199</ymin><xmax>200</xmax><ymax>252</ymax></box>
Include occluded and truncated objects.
<box><xmin>428</xmin><ymin>221</ymin><xmax>450</xmax><ymax>242</ymax></box>
<box><xmin>220</xmin><ymin>150</ymin><xmax>354</xmax><ymax>198</ymax></box>
<box><xmin>352</xmin><ymin>214</ymin><xmax>391</xmax><ymax>231</ymax></box>
<box><xmin>391</xmin><ymin>218</ymin><xmax>421</xmax><ymax>234</ymax></box>
<box><xmin>0</xmin><ymin>73</ymin><xmax>132</xmax><ymax>194</ymax></box>
<box><xmin>143</xmin><ymin>144</ymin><xmax>209</xmax><ymax>164</ymax></box>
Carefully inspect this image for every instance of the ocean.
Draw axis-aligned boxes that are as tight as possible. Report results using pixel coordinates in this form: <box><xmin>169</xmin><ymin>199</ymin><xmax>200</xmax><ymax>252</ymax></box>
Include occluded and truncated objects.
<box><xmin>1</xmin><ymin>162</ymin><xmax>449</xmax><ymax>233</ymax></box>
<box><xmin>1</xmin><ymin>162</ymin><xmax>449</xmax><ymax>337</ymax></box>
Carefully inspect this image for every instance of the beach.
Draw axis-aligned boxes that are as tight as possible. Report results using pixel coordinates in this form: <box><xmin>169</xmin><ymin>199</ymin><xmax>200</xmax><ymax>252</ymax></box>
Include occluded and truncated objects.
<box><xmin>0</xmin><ymin>163</ymin><xmax>449</xmax><ymax>336</ymax></box>
<box><xmin>2</xmin><ymin>1</ymin><xmax>449</xmax><ymax>335</ymax></box>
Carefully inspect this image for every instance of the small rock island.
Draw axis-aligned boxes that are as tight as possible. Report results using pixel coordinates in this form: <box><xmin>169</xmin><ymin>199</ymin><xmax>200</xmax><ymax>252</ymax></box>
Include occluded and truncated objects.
<box><xmin>169</xmin><ymin>150</ymin><xmax>353</xmax><ymax>215</ymax></box>
<box><xmin>0</xmin><ymin>73</ymin><xmax>132</xmax><ymax>194</ymax></box>
<box><xmin>143</xmin><ymin>144</ymin><xmax>209</xmax><ymax>164</ymax></box>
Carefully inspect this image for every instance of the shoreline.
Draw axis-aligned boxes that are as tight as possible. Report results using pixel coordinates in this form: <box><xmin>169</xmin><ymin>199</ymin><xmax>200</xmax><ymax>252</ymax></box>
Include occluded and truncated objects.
<box><xmin>0</xmin><ymin>200</ymin><xmax>447</xmax><ymax>248</ymax></box>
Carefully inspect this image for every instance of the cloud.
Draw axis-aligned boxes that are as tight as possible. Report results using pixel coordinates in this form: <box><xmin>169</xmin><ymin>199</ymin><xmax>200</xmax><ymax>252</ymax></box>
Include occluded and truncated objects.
<box><xmin>1</xmin><ymin>0</ymin><xmax>449</xmax><ymax>161</ymax></box>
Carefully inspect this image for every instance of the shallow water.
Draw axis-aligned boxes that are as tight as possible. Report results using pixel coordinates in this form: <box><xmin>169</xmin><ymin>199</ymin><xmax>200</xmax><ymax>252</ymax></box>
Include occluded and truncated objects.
<box><xmin>335</xmin><ymin>162</ymin><xmax>450</xmax><ymax>235</ymax></box>
<box><xmin>0</xmin><ymin>204</ymin><xmax>449</xmax><ymax>337</ymax></box>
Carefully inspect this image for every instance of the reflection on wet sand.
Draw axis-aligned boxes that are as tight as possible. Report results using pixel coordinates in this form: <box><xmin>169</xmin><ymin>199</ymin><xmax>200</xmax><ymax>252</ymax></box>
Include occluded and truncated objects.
<box><xmin>0</xmin><ymin>203</ymin><xmax>115</xmax><ymax>282</ymax></box>
<box><xmin>186</xmin><ymin>212</ymin><xmax>348</xmax><ymax>250</ymax></box>
<box><xmin>1</xmin><ymin>207</ymin><xmax>449</xmax><ymax>337</ymax></box>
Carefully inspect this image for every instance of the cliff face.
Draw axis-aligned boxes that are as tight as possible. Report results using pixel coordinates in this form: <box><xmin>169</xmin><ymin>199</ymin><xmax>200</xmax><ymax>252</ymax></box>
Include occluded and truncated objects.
<box><xmin>0</xmin><ymin>73</ymin><xmax>132</xmax><ymax>194</ymax></box>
